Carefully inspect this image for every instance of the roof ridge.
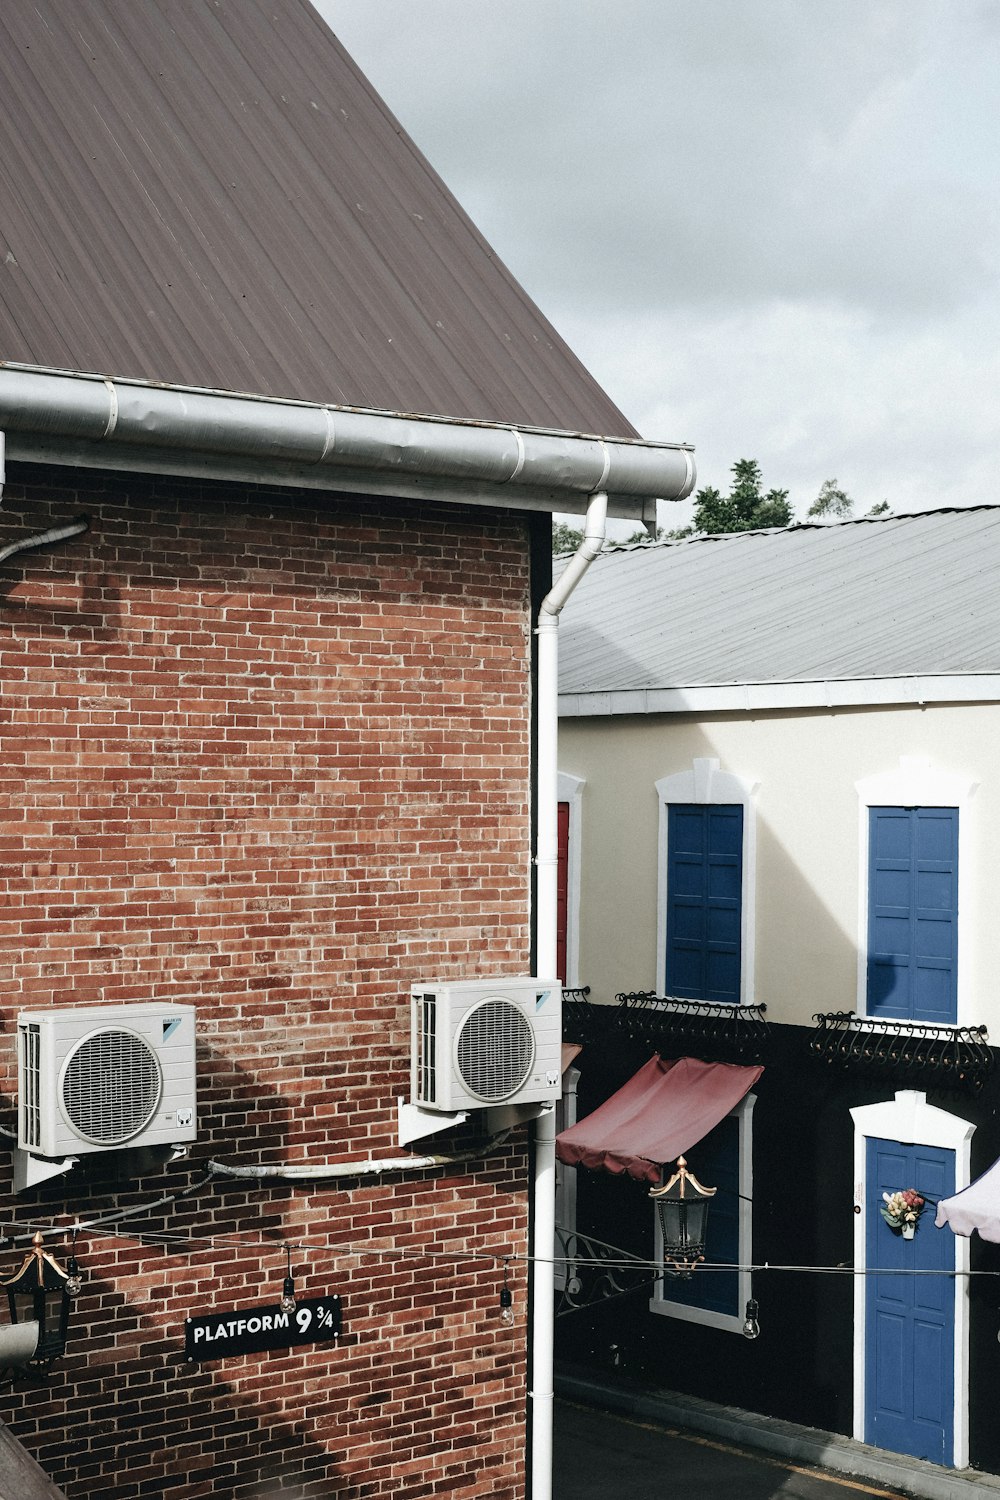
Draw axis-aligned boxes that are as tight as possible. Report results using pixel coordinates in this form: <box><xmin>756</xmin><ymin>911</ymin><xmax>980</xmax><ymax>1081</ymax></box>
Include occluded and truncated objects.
<box><xmin>591</xmin><ymin>502</ymin><xmax>1000</xmax><ymax>556</ymax></box>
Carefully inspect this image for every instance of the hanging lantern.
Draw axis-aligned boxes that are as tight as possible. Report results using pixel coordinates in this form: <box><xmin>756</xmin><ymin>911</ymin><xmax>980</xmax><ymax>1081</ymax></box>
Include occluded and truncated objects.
<box><xmin>649</xmin><ymin>1155</ymin><xmax>716</xmax><ymax>1279</ymax></box>
<box><xmin>0</xmin><ymin>1232</ymin><xmax>77</xmax><ymax>1369</ymax></box>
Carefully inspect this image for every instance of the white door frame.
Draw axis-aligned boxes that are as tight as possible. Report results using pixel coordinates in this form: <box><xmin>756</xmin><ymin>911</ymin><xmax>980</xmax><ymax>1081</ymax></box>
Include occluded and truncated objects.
<box><xmin>850</xmin><ymin>1091</ymin><xmax>974</xmax><ymax>1468</ymax></box>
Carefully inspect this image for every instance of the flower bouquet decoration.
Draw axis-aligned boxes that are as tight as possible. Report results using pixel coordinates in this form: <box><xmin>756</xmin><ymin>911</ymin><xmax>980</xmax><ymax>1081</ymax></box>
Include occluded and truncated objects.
<box><xmin>881</xmin><ymin>1188</ymin><xmax>925</xmax><ymax>1239</ymax></box>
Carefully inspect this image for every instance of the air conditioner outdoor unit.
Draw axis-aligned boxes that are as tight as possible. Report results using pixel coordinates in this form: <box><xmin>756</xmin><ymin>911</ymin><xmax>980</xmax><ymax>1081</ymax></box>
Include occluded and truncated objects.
<box><xmin>17</xmin><ymin>1003</ymin><xmax>197</xmax><ymax>1160</ymax></box>
<box><xmin>411</xmin><ymin>977</ymin><xmax>562</xmax><ymax>1113</ymax></box>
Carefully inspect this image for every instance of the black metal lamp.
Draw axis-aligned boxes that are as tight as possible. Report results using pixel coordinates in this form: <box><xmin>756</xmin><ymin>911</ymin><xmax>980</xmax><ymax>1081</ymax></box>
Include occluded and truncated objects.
<box><xmin>1</xmin><ymin>1231</ymin><xmax>76</xmax><ymax>1368</ymax></box>
<box><xmin>279</xmin><ymin>1245</ymin><xmax>297</xmax><ymax>1315</ymax></box>
<box><xmin>649</xmin><ymin>1155</ymin><xmax>717</xmax><ymax>1279</ymax></box>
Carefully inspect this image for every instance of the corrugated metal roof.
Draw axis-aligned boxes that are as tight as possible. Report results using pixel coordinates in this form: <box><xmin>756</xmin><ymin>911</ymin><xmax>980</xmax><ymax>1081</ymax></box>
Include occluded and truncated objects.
<box><xmin>559</xmin><ymin>507</ymin><xmax>1000</xmax><ymax>701</ymax></box>
<box><xmin>0</xmin><ymin>0</ymin><xmax>636</xmax><ymax>436</ymax></box>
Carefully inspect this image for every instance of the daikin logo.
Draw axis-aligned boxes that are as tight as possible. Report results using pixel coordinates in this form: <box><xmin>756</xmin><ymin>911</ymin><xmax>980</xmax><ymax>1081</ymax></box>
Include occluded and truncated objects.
<box><xmin>162</xmin><ymin>1018</ymin><xmax>183</xmax><ymax>1041</ymax></box>
<box><xmin>535</xmin><ymin>990</ymin><xmax>551</xmax><ymax>1009</ymax></box>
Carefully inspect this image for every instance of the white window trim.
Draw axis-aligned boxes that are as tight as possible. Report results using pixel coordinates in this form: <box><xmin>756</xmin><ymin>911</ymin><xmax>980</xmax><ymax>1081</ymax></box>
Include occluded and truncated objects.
<box><xmin>855</xmin><ymin>755</ymin><xmax>978</xmax><ymax>1026</ymax></box>
<box><xmin>656</xmin><ymin>757</ymin><xmax>758</xmax><ymax>1003</ymax></box>
<box><xmin>554</xmin><ymin>1061</ymin><xmax>581</xmax><ymax>1292</ymax></box>
<box><xmin>850</xmin><ymin>1091</ymin><xmax>974</xmax><ymax>1468</ymax></box>
<box><xmin>557</xmin><ymin>772</ymin><xmax>585</xmax><ymax>989</ymax></box>
<box><xmin>650</xmin><ymin>1092</ymin><xmax>755</xmax><ymax>1333</ymax></box>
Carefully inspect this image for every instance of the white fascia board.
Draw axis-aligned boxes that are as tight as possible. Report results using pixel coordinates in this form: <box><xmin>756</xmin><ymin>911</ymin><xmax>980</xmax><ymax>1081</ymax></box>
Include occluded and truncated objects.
<box><xmin>3</xmin><ymin>435</ymin><xmax>653</xmax><ymax>518</ymax></box>
<box><xmin>558</xmin><ymin>674</ymin><xmax>1000</xmax><ymax>717</ymax></box>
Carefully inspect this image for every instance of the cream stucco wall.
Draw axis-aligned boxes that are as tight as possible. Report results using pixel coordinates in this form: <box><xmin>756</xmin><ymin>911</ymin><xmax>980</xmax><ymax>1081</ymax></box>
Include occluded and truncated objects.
<box><xmin>559</xmin><ymin>702</ymin><xmax>1000</xmax><ymax>1029</ymax></box>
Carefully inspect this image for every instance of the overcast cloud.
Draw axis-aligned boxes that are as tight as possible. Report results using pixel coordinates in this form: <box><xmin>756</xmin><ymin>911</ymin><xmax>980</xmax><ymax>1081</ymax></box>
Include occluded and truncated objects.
<box><xmin>317</xmin><ymin>2</ymin><xmax>1000</xmax><ymax>525</ymax></box>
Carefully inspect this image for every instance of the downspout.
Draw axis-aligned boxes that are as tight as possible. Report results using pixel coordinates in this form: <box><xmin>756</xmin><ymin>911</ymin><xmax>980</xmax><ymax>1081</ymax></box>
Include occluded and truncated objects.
<box><xmin>530</xmin><ymin>489</ymin><xmax>608</xmax><ymax>1500</ymax></box>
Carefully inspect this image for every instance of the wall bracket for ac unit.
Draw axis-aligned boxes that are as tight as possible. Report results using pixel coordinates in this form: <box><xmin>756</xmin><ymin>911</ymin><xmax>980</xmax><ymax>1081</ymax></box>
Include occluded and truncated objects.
<box><xmin>482</xmin><ymin>1100</ymin><xmax>549</xmax><ymax>1133</ymax></box>
<box><xmin>397</xmin><ymin>1099</ymin><xmax>468</xmax><ymax>1148</ymax></box>
<box><xmin>12</xmin><ymin>1147</ymin><xmax>77</xmax><ymax>1194</ymax></box>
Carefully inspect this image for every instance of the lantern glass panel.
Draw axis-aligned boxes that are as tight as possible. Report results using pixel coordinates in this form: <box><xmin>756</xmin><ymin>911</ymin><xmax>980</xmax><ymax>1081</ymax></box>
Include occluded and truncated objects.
<box><xmin>656</xmin><ymin>1193</ymin><xmax>710</xmax><ymax>1257</ymax></box>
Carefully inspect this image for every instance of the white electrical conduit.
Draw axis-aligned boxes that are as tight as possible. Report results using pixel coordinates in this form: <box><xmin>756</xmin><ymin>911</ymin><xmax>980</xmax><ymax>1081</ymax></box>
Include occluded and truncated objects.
<box><xmin>207</xmin><ymin>1133</ymin><xmax>511</xmax><ymax>1182</ymax></box>
<box><xmin>531</xmin><ymin>490</ymin><xmax>608</xmax><ymax>1500</ymax></box>
<box><xmin>0</xmin><ymin>514</ymin><xmax>89</xmax><ymax>565</ymax></box>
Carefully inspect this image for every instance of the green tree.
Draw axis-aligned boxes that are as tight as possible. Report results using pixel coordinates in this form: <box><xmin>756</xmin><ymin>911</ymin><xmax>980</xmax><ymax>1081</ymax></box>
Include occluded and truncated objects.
<box><xmin>808</xmin><ymin>478</ymin><xmax>854</xmax><ymax>520</ymax></box>
<box><xmin>690</xmin><ymin>459</ymin><xmax>793</xmax><ymax>535</ymax></box>
<box><xmin>552</xmin><ymin>520</ymin><xmax>584</xmax><ymax>553</ymax></box>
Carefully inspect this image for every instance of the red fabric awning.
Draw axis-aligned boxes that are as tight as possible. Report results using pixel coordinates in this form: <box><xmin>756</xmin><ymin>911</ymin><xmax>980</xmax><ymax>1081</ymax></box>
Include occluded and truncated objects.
<box><xmin>555</xmin><ymin>1054</ymin><xmax>763</xmax><ymax>1184</ymax></box>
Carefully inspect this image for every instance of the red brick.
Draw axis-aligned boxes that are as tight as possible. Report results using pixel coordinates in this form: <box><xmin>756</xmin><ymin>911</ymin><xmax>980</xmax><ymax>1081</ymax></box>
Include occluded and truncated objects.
<box><xmin>0</xmin><ymin>468</ymin><xmax>535</xmax><ymax>1499</ymax></box>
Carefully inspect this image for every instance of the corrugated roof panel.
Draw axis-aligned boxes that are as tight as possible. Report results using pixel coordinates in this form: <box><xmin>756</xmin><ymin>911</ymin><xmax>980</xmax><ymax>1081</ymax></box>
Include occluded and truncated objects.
<box><xmin>559</xmin><ymin>508</ymin><xmax>1000</xmax><ymax>694</ymax></box>
<box><xmin>0</xmin><ymin>0</ymin><xmax>637</xmax><ymax>436</ymax></box>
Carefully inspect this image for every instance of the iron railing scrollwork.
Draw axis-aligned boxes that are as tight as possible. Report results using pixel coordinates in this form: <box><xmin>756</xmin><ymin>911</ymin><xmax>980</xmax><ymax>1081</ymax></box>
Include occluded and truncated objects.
<box><xmin>562</xmin><ymin>987</ymin><xmax>770</xmax><ymax>1063</ymax></box>
<box><xmin>554</xmin><ymin>1226</ymin><xmax>660</xmax><ymax>1317</ymax></box>
<box><xmin>809</xmin><ymin>1011</ymin><xmax>993</xmax><ymax>1092</ymax></box>
<box><xmin>613</xmin><ymin>992</ymin><xmax>770</xmax><ymax>1064</ymax></box>
<box><xmin>561</xmin><ymin>986</ymin><xmax>610</xmax><ymax>1048</ymax></box>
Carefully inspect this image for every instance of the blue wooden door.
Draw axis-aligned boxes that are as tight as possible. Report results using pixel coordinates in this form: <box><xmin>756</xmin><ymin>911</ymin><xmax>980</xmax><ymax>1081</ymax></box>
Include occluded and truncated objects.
<box><xmin>865</xmin><ymin>1138</ymin><xmax>955</xmax><ymax>1465</ymax></box>
<box><xmin>666</xmin><ymin>804</ymin><xmax>742</xmax><ymax>1003</ymax></box>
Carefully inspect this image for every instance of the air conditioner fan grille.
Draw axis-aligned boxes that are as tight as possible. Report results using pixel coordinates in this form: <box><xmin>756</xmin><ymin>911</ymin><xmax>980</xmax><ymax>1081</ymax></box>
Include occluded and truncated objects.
<box><xmin>62</xmin><ymin>1029</ymin><xmax>162</xmax><ymax>1144</ymax></box>
<box><xmin>455</xmin><ymin>998</ymin><xmax>534</xmax><ymax>1103</ymax></box>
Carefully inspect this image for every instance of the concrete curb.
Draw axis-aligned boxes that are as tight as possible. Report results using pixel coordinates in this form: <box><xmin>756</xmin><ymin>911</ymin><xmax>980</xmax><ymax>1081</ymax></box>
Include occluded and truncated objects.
<box><xmin>556</xmin><ymin>1369</ymin><xmax>1000</xmax><ymax>1500</ymax></box>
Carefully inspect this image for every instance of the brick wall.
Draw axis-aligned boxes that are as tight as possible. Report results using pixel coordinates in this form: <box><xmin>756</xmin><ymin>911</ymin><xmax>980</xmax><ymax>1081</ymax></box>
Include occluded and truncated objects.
<box><xmin>0</xmin><ymin>465</ymin><xmax>537</xmax><ymax>1498</ymax></box>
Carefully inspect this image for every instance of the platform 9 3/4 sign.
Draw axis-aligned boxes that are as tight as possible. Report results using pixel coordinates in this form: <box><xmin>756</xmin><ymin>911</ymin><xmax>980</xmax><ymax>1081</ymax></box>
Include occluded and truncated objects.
<box><xmin>185</xmin><ymin>1296</ymin><xmax>342</xmax><ymax>1361</ymax></box>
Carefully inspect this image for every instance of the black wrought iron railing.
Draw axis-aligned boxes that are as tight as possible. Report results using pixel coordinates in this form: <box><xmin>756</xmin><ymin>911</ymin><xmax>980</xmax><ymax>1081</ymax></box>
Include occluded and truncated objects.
<box><xmin>809</xmin><ymin>1011</ymin><xmax>994</xmax><ymax>1092</ymax></box>
<box><xmin>616</xmin><ymin>992</ymin><xmax>770</xmax><ymax>1064</ymax></box>
<box><xmin>561</xmin><ymin>986</ymin><xmax>608</xmax><ymax>1047</ymax></box>
<box><xmin>561</xmin><ymin>986</ymin><xmax>770</xmax><ymax>1064</ymax></box>
<box><xmin>554</xmin><ymin>1225</ymin><xmax>659</xmax><ymax>1318</ymax></box>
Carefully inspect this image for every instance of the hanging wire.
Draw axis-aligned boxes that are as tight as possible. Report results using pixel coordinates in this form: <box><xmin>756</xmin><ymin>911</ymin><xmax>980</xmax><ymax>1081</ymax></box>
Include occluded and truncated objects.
<box><xmin>0</xmin><ymin>1215</ymin><xmax>991</xmax><ymax>1283</ymax></box>
<box><xmin>2</xmin><ymin>1167</ymin><xmax>219</xmax><ymax>1245</ymax></box>
<box><xmin>0</xmin><ymin>1174</ymin><xmax>992</xmax><ymax>1284</ymax></box>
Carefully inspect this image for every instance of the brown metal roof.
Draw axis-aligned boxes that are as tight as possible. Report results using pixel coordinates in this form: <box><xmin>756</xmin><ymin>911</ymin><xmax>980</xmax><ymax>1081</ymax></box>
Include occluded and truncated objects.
<box><xmin>0</xmin><ymin>0</ymin><xmax>636</xmax><ymax>437</ymax></box>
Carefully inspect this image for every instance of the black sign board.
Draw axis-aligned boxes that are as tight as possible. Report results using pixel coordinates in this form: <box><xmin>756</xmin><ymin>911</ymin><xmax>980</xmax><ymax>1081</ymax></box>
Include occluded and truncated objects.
<box><xmin>185</xmin><ymin>1295</ymin><xmax>342</xmax><ymax>1361</ymax></box>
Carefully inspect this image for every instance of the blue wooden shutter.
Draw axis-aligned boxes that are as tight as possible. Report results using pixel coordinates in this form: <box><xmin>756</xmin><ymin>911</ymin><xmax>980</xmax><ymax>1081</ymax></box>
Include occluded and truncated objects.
<box><xmin>867</xmin><ymin>807</ymin><xmax>958</xmax><ymax>1024</ymax></box>
<box><xmin>666</xmin><ymin>804</ymin><xmax>743</xmax><ymax>1003</ymax></box>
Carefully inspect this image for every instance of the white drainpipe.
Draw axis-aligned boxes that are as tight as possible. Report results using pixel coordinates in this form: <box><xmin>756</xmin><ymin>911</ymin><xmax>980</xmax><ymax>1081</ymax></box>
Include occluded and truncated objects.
<box><xmin>530</xmin><ymin>489</ymin><xmax>608</xmax><ymax>1500</ymax></box>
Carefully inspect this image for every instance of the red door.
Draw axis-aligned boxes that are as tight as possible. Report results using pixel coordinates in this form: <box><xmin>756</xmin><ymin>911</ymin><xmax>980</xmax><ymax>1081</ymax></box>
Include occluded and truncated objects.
<box><xmin>556</xmin><ymin>801</ymin><xmax>569</xmax><ymax>984</ymax></box>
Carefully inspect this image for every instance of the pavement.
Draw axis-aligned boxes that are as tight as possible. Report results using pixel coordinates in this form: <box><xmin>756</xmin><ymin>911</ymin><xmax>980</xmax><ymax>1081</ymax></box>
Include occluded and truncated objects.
<box><xmin>554</xmin><ymin>1398</ymin><xmax>914</xmax><ymax>1499</ymax></box>
<box><xmin>555</xmin><ymin>1371</ymin><xmax>1000</xmax><ymax>1500</ymax></box>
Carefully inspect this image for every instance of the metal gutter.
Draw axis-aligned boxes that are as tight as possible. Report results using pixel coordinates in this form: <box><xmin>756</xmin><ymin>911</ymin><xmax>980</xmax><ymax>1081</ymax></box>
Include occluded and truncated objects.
<box><xmin>0</xmin><ymin>365</ymin><xmax>695</xmax><ymax>518</ymax></box>
<box><xmin>558</xmin><ymin>674</ymin><xmax>1000</xmax><ymax>717</ymax></box>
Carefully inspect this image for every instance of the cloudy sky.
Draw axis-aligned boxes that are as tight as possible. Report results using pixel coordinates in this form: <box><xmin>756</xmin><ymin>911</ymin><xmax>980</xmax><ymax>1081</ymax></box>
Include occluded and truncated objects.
<box><xmin>318</xmin><ymin>2</ymin><xmax>1000</xmax><ymax>528</ymax></box>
